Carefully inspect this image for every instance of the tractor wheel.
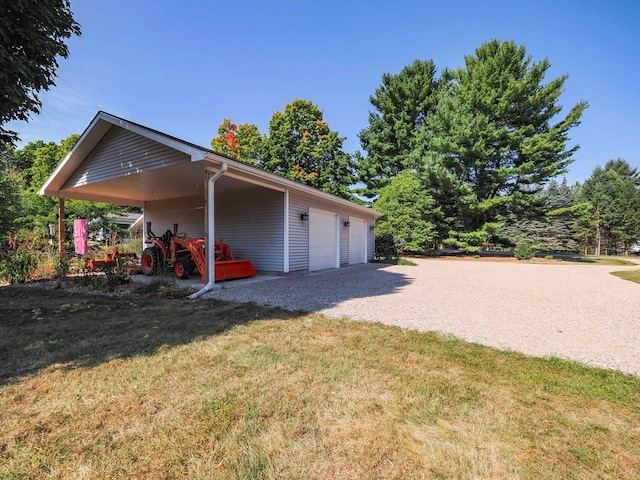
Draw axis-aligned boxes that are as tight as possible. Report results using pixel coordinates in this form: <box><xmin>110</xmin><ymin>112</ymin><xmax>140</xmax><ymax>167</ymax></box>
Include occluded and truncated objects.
<box><xmin>174</xmin><ymin>255</ymin><xmax>195</xmax><ymax>279</ymax></box>
<box><xmin>141</xmin><ymin>247</ymin><xmax>160</xmax><ymax>276</ymax></box>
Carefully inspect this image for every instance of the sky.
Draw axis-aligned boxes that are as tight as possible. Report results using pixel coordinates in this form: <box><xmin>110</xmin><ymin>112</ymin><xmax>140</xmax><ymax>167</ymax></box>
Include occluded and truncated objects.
<box><xmin>8</xmin><ymin>0</ymin><xmax>640</xmax><ymax>184</ymax></box>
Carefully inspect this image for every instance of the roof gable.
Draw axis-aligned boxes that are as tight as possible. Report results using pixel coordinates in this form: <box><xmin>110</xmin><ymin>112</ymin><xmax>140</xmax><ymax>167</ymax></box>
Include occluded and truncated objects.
<box><xmin>64</xmin><ymin>125</ymin><xmax>191</xmax><ymax>189</ymax></box>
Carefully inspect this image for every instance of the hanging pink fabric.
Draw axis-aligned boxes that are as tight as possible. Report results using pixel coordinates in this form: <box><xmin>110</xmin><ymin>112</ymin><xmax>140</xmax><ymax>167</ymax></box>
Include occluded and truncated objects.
<box><xmin>74</xmin><ymin>219</ymin><xmax>89</xmax><ymax>255</ymax></box>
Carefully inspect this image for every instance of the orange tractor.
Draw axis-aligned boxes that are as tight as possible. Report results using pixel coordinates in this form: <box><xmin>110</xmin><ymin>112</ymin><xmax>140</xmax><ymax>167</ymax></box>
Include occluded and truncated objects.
<box><xmin>141</xmin><ymin>222</ymin><xmax>256</xmax><ymax>282</ymax></box>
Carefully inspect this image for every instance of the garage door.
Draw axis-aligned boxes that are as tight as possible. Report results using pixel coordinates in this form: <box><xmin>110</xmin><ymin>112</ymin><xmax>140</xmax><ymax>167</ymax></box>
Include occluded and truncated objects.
<box><xmin>349</xmin><ymin>217</ymin><xmax>367</xmax><ymax>265</ymax></box>
<box><xmin>309</xmin><ymin>208</ymin><xmax>338</xmax><ymax>271</ymax></box>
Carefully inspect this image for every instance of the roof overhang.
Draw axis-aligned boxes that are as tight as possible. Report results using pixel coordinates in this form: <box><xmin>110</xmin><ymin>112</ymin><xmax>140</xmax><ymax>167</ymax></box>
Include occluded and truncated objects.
<box><xmin>39</xmin><ymin>111</ymin><xmax>382</xmax><ymax>218</ymax></box>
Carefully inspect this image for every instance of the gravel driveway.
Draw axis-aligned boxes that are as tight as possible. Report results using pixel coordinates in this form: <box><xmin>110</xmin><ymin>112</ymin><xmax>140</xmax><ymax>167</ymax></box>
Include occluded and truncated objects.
<box><xmin>203</xmin><ymin>259</ymin><xmax>640</xmax><ymax>376</ymax></box>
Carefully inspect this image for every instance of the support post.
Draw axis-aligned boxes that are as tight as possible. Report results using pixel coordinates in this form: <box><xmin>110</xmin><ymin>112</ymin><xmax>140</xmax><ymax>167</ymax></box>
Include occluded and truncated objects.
<box><xmin>58</xmin><ymin>198</ymin><xmax>66</xmax><ymax>259</ymax></box>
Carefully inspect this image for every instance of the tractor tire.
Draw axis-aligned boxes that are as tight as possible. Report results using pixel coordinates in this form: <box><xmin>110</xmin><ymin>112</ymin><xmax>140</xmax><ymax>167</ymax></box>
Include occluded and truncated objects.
<box><xmin>141</xmin><ymin>247</ymin><xmax>160</xmax><ymax>276</ymax></box>
<box><xmin>174</xmin><ymin>255</ymin><xmax>196</xmax><ymax>279</ymax></box>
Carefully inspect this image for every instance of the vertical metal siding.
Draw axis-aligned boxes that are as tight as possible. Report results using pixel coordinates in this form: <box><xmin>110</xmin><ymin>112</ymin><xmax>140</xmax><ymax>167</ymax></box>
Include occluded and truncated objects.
<box><xmin>64</xmin><ymin>126</ymin><xmax>190</xmax><ymax>188</ymax></box>
<box><xmin>215</xmin><ymin>187</ymin><xmax>284</xmax><ymax>272</ymax></box>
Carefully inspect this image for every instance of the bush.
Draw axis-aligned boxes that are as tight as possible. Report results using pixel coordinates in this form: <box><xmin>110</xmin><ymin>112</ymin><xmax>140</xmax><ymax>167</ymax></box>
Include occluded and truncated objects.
<box><xmin>375</xmin><ymin>234</ymin><xmax>404</xmax><ymax>260</ymax></box>
<box><xmin>514</xmin><ymin>242</ymin><xmax>534</xmax><ymax>260</ymax></box>
<box><xmin>53</xmin><ymin>256</ymin><xmax>70</xmax><ymax>279</ymax></box>
<box><xmin>0</xmin><ymin>251</ymin><xmax>38</xmax><ymax>284</ymax></box>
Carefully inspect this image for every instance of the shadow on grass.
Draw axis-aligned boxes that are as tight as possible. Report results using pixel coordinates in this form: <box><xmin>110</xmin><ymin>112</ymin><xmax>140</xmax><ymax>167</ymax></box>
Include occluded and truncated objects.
<box><xmin>0</xmin><ymin>285</ymin><xmax>303</xmax><ymax>385</ymax></box>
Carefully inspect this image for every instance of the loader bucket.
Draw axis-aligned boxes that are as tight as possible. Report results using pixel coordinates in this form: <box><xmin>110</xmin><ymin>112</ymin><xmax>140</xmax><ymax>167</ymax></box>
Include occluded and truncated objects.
<box><xmin>215</xmin><ymin>260</ymin><xmax>257</xmax><ymax>281</ymax></box>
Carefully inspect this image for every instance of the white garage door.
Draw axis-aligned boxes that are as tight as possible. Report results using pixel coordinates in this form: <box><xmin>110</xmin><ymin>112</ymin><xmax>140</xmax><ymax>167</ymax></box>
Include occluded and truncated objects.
<box><xmin>309</xmin><ymin>208</ymin><xmax>338</xmax><ymax>271</ymax></box>
<box><xmin>349</xmin><ymin>217</ymin><xmax>367</xmax><ymax>265</ymax></box>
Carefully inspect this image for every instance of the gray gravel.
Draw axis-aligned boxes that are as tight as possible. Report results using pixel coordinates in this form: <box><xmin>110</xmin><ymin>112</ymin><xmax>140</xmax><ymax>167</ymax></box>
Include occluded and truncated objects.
<box><xmin>203</xmin><ymin>259</ymin><xmax>640</xmax><ymax>376</ymax></box>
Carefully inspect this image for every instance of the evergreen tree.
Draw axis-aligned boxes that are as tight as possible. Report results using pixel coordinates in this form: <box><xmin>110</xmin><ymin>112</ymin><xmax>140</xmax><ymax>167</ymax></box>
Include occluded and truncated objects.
<box><xmin>500</xmin><ymin>178</ymin><xmax>579</xmax><ymax>252</ymax></box>
<box><xmin>419</xmin><ymin>39</ymin><xmax>587</xmax><ymax>250</ymax></box>
<box><xmin>357</xmin><ymin>59</ymin><xmax>440</xmax><ymax>198</ymax></box>
<box><xmin>576</xmin><ymin>160</ymin><xmax>640</xmax><ymax>254</ymax></box>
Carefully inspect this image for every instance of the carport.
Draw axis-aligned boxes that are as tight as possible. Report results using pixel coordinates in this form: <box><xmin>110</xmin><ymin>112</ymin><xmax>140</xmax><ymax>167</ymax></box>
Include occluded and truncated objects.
<box><xmin>39</xmin><ymin>112</ymin><xmax>382</xmax><ymax>286</ymax></box>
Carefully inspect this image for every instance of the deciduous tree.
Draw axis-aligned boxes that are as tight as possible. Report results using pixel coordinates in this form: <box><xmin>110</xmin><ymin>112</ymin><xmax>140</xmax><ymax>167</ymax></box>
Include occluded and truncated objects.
<box><xmin>210</xmin><ymin>119</ymin><xmax>261</xmax><ymax>164</ymax></box>
<box><xmin>0</xmin><ymin>0</ymin><xmax>81</xmax><ymax>144</ymax></box>
<box><xmin>260</xmin><ymin>99</ymin><xmax>356</xmax><ymax>200</ymax></box>
<box><xmin>374</xmin><ymin>170</ymin><xmax>437</xmax><ymax>252</ymax></box>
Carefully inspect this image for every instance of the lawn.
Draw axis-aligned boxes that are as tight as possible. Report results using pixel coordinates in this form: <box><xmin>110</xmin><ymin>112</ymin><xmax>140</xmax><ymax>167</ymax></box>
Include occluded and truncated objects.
<box><xmin>611</xmin><ymin>269</ymin><xmax>640</xmax><ymax>284</ymax></box>
<box><xmin>1</xmin><ymin>284</ymin><xmax>639</xmax><ymax>479</ymax></box>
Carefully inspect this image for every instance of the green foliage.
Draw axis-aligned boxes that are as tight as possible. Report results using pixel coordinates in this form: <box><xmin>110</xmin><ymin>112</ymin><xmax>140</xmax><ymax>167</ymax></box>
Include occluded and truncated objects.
<box><xmin>259</xmin><ymin>99</ymin><xmax>356</xmax><ymax>200</ymax></box>
<box><xmin>0</xmin><ymin>250</ymin><xmax>38</xmax><ymax>283</ymax></box>
<box><xmin>358</xmin><ymin>40</ymin><xmax>587</xmax><ymax>251</ymax></box>
<box><xmin>0</xmin><ymin>0</ymin><xmax>81</xmax><ymax>144</ymax></box>
<box><xmin>374</xmin><ymin>170</ymin><xmax>437</xmax><ymax>252</ymax></box>
<box><xmin>575</xmin><ymin>159</ymin><xmax>640</xmax><ymax>254</ymax></box>
<box><xmin>7</xmin><ymin>134</ymin><xmax>127</xmax><ymax>238</ymax></box>
<box><xmin>420</xmin><ymin>40</ymin><xmax>587</xmax><ymax>250</ymax></box>
<box><xmin>397</xmin><ymin>258</ymin><xmax>417</xmax><ymax>266</ymax></box>
<box><xmin>0</xmin><ymin>172</ymin><xmax>24</xmax><ymax>237</ymax></box>
<box><xmin>374</xmin><ymin>233</ymin><xmax>403</xmax><ymax>259</ymax></box>
<box><xmin>210</xmin><ymin>119</ymin><xmax>261</xmax><ymax>164</ymax></box>
<box><xmin>514</xmin><ymin>242</ymin><xmax>534</xmax><ymax>260</ymax></box>
<box><xmin>53</xmin><ymin>256</ymin><xmax>69</xmax><ymax>278</ymax></box>
<box><xmin>358</xmin><ymin>59</ymin><xmax>440</xmax><ymax>197</ymax></box>
<box><xmin>500</xmin><ymin>178</ymin><xmax>580</xmax><ymax>253</ymax></box>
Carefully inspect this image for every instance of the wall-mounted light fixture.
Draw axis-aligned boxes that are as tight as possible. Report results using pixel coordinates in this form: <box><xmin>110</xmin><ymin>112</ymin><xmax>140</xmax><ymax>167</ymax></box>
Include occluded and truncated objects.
<box><xmin>343</xmin><ymin>220</ymin><xmax>350</xmax><ymax>227</ymax></box>
<box><xmin>300</xmin><ymin>212</ymin><xmax>309</xmax><ymax>220</ymax></box>
<box><xmin>369</xmin><ymin>225</ymin><xmax>375</xmax><ymax>231</ymax></box>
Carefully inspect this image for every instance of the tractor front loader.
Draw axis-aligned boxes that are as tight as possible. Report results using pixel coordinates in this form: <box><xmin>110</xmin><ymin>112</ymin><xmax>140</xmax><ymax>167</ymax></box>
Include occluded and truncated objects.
<box><xmin>141</xmin><ymin>222</ymin><xmax>256</xmax><ymax>283</ymax></box>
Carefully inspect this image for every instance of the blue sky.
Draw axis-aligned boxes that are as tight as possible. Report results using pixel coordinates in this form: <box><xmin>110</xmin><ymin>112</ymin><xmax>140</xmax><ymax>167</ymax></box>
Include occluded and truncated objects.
<box><xmin>9</xmin><ymin>0</ymin><xmax>640</xmax><ymax>184</ymax></box>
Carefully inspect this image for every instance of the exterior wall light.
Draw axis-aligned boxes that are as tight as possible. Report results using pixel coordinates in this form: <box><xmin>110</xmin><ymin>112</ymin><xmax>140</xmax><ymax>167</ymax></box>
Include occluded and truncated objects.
<box><xmin>369</xmin><ymin>225</ymin><xmax>375</xmax><ymax>231</ymax></box>
<box><xmin>300</xmin><ymin>212</ymin><xmax>309</xmax><ymax>220</ymax></box>
<box><xmin>344</xmin><ymin>221</ymin><xmax>350</xmax><ymax>227</ymax></box>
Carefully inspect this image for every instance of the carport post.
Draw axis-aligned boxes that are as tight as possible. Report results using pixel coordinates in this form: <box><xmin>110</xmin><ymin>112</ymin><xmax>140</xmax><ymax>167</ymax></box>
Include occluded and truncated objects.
<box><xmin>58</xmin><ymin>198</ymin><xmax>66</xmax><ymax>260</ymax></box>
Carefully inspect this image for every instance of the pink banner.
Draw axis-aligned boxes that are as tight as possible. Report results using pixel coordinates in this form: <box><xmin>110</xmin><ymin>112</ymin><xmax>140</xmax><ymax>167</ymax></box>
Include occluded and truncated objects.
<box><xmin>74</xmin><ymin>219</ymin><xmax>89</xmax><ymax>255</ymax></box>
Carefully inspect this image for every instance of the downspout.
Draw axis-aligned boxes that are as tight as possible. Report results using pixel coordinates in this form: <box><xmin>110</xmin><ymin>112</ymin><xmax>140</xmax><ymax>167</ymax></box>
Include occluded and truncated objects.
<box><xmin>188</xmin><ymin>163</ymin><xmax>228</xmax><ymax>299</ymax></box>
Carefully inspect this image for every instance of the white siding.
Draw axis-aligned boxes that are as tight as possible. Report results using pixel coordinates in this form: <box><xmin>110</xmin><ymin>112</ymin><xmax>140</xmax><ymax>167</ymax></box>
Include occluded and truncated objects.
<box><xmin>289</xmin><ymin>193</ymin><xmax>309</xmax><ymax>272</ymax></box>
<box><xmin>144</xmin><ymin>195</ymin><xmax>205</xmax><ymax>241</ymax></box>
<box><xmin>215</xmin><ymin>187</ymin><xmax>284</xmax><ymax>272</ymax></box>
<box><xmin>289</xmin><ymin>191</ymin><xmax>377</xmax><ymax>272</ymax></box>
<box><xmin>339</xmin><ymin>213</ymin><xmax>349</xmax><ymax>267</ymax></box>
<box><xmin>369</xmin><ymin>225</ymin><xmax>375</xmax><ymax>259</ymax></box>
<box><xmin>65</xmin><ymin>126</ymin><xmax>190</xmax><ymax>188</ymax></box>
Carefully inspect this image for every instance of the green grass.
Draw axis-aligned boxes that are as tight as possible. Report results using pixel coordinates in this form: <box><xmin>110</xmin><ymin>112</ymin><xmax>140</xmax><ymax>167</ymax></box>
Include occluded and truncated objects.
<box><xmin>577</xmin><ymin>257</ymin><xmax>638</xmax><ymax>266</ymax></box>
<box><xmin>372</xmin><ymin>257</ymin><xmax>417</xmax><ymax>266</ymax></box>
<box><xmin>611</xmin><ymin>269</ymin><xmax>640</xmax><ymax>284</ymax></box>
<box><xmin>1</xmin><ymin>285</ymin><xmax>640</xmax><ymax>479</ymax></box>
